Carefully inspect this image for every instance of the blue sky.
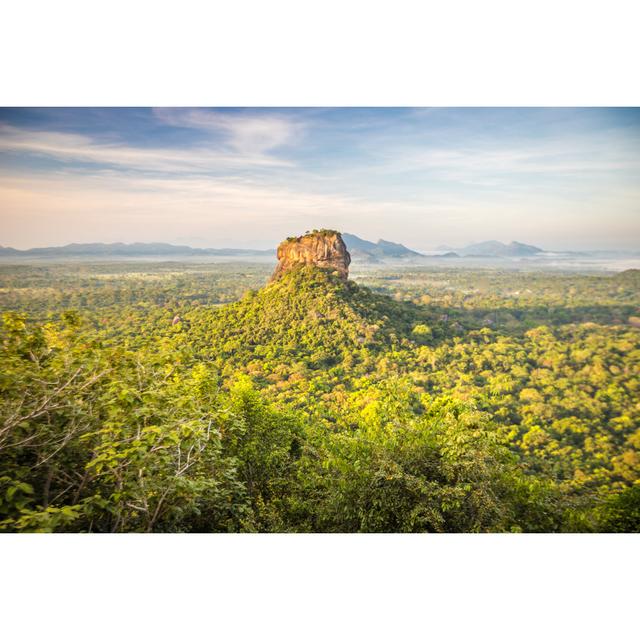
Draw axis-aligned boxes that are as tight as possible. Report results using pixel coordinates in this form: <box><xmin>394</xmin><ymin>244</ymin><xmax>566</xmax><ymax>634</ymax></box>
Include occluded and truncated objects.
<box><xmin>1</xmin><ymin>107</ymin><xmax>639</xmax><ymax>250</ymax></box>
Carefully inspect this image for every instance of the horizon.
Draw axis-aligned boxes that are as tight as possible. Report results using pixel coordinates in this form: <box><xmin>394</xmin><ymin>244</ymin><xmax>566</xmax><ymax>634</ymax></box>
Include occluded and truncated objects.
<box><xmin>3</xmin><ymin>233</ymin><xmax>640</xmax><ymax>255</ymax></box>
<box><xmin>1</xmin><ymin>107</ymin><xmax>639</xmax><ymax>251</ymax></box>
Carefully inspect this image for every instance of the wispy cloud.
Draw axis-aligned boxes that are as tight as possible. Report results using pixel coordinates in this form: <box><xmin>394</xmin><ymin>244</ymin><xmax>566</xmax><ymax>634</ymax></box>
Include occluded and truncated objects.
<box><xmin>0</xmin><ymin>170</ymin><xmax>432</xmax><ymax>249</ymax></box>
<box><xmin>346</xmin><ymin>129</ymin><xmax>640</xmax><ymax>185</ymax></box>
<box><xmin>152</xmin><ymin>108</ymin><xmax>303</xmax><ymax>155</ymax></box>
<box><xmin>6</xmin><ymin>165</ymin><xmax>636</xmax><ymax>251</ymax></box>
<box><xmin>0</xmin><ymin>120</ymin><xmax>295</xmax><ymax>174</ymax></box>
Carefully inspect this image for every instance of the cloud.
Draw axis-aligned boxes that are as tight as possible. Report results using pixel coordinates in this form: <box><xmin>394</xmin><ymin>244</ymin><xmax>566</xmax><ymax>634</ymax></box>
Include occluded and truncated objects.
<box><xmin>0</xmin><ymin>122</ymin><xmax>293</xmax><ymax>173</ymax></box>
<box><xmin>0</xmin><ymin>171</ymin><xmax>432</xmax><ymax>248</ymax></box>
<box><xmin>0</xmin><ymin>171</ymin><xmax>418</xmax><ymax>219</ymax></box>
<box><xmin>356</xmin><ymin>132</ymin><xmax>640</xmax><ymax>186</ymax></box>
<box><xmin>4</xmin><ymin>165</ymin><xmax>637</xmax><ymax>251</ymax></box>
<box><xmin>152</xmin><ymin>108</ymin><xmax>303</xmax><ymax>155</ymax></box>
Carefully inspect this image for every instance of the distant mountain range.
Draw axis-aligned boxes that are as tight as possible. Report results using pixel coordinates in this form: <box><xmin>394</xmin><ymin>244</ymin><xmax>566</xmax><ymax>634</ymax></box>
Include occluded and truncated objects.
<box><xmin>0</xmin><ymin>242</ymin><xmax>273</xmax><ymax>258</ymax></box>
<box><xmin>0</xmin><ymin>237</ymin><xmax>545</xmax><ymax>261</ymax></box>
<box><xmin>342</xmin><ymin>234</ymin><xmax>422</xmax><ymax>261</ymax></box>
<box><xmin>343</xmin><ymin>237</ymin><xmax>544</xmax><ymax>260</ymax></box>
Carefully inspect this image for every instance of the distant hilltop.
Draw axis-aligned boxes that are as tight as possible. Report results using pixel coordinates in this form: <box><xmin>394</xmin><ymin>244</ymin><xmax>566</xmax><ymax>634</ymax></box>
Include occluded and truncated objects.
<box><xmin>457</xmin><ymin>240</ymin><xmax>543</xmax><ymax>257</ymax></box>
<box><xmin>341</xmin><ymin>233</ymin><xmax>422</xmax><ymax>261</ymax></box>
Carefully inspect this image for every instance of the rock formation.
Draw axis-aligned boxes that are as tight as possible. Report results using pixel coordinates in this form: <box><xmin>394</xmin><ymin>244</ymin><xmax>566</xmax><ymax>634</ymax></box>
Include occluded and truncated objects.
<box><xmin>271</xmin><ymin>230</ymin><xmax>351</xmax><ymax>281</ymax></box>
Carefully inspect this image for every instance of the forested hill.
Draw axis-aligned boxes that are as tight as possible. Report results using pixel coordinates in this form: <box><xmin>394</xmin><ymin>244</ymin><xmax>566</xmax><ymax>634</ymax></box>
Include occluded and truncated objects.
<box><xmin>199</xmin><ymin>267</ymin><xmax>421</xmax><ymax>366</ymax></box>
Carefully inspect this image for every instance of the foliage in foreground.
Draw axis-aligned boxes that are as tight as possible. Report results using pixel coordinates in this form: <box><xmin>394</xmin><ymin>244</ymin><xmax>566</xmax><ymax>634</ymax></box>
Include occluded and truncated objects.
<box><xmin>0</xmin><ymin>310</ymin><xmax>557</xmax><ymax>532</ymax></box>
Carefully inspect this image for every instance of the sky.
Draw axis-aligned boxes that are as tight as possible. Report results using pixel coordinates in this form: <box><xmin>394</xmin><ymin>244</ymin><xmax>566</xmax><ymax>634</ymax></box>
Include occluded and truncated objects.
<box><xmin>1</xmin><ymin>107</ymin><xmax>639</xmax><ymax>251</ymax></box>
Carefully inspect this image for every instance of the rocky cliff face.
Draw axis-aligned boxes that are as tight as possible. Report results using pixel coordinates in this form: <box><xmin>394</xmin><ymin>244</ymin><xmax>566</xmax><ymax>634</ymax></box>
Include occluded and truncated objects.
<box><xmin>271</xmin><ymin>230</ymin><xmax>351</xmax><ymax>281</ymax></box>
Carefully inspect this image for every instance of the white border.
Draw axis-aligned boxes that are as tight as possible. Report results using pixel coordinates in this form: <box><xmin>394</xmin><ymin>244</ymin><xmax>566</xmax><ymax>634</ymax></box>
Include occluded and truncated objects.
<box><xmin>2</xmin><ymin>534</ymin><xmax>638</xmax><ymax>639</ymax></box>
<box><xmin>1</xmin><ymin>0</ymin><xmax>639</xmax><ymax>106</ymax></box>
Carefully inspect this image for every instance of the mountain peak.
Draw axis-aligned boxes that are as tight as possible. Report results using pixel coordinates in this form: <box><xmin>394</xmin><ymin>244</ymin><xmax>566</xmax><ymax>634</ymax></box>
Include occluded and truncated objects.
<box><xmin>341</xmin><ymin>233</ymin><xmax>422</xmax><ymax>260</ymax></box>
<box><xmin>271</xmin><ymin>230</ymin><xmax>351</xmax><ymax>282</ymax></box>
<box><xmin>460</xmin><ymin>240</ymin><xmax>543</xmax><ymax>257</ymax></box>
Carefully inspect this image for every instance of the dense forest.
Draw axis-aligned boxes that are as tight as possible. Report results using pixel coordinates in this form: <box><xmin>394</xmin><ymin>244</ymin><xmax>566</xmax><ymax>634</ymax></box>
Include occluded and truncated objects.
<box><xmin>1</xmin><ymin>260</ymin><xmax>639</xmax><ymax>532</ymax></box>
